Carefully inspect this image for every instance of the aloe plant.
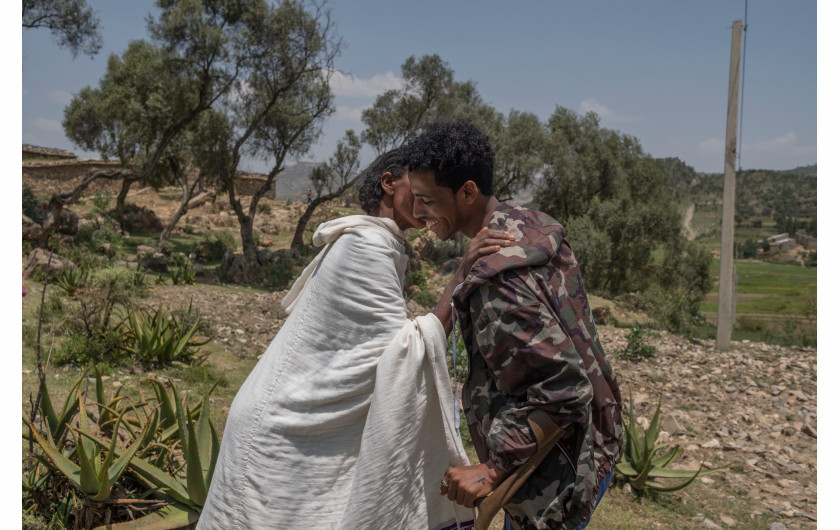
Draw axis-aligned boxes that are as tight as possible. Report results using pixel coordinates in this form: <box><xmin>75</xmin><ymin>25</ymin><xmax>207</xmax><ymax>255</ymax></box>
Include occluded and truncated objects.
<box><xmin>25</xmin><ymin>390</ymin><xmax>151</xmax><ymax>503</ymax></box>
<box><xmin>24</xmin><ymin>369</ymin><xmax>220</xmax><ymax>528</ymax></box>
<box><xmin>123</xmin><ymin>304</ymin><xmax>209</xmax><ymax>364</ymax></box>
<box><xmin>54</xmin><ymin>267</ymin><xmax>90</xmax><ymax>296</ymax></box>
<box><xmin>615</xmin><ymin>390</ymin><xmax>724</xmax><ymax>497</ymax></box>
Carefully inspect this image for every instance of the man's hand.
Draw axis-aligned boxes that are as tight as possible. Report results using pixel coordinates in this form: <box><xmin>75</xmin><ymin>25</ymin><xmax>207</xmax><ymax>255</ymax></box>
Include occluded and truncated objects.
<box><xmin>440</xmin><ymin>461</ymin><xmax>510</xmax><ymax>508</ymax></box>
<box><xmin>459</xmin><ymin>227</ymin><xmax>515</xmax><ymax>276</ymax></box>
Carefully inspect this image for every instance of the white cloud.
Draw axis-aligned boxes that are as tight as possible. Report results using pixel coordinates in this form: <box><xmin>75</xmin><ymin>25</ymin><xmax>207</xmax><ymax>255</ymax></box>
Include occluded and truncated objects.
<box><xmin>333</xmin><ymin>105</ymin><xmax>366</xmax><ymax>122</ymax></box>
<box><xmin>580</xmin><ymin>97</ymin><xmax>614</xmax><ymax>118</ymax></box>
<box><xmin>328</xmin><ymin>70</ymin><xmax>402</xmax><ymax>98</ymax></box>
<box><xmin>748</xmin><ymin>132</ymin><xmax>797</xmax><ymax>152</ymax></box>
<box><xmin>34</xmin><ymin>118</ymin><xmax>63</xmax><ymax>134</ymax></box>
<box><xmin>698</xmin><ymin>137</ymin><xmax>724</xmax><ymax>154</ymax></box>
<box><xmin>48</xmin><ymin>91</ymin><xmax>72</xmax><ymax>105</ymax></box>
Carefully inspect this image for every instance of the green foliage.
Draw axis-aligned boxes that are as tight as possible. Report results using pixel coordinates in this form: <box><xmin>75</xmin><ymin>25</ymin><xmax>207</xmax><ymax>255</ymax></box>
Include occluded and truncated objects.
<box><xmin>536</xmin><ymin>109</ymin><xmax>682</xmax><ymax>294</ymax></box>
<box><xmin>53</xmin><ymin>267</ymin><xmax>89</xmax><ymax>296</ymax></box>
<box><xmin>615</xmin><ymin>390</ymin><xmax>724</xmax><ymax>497</ymax></box>
<box><xmin>263</xmin><ymin>253</ymin><xmax>296</xmax><ymax>290</ymax></box>
<box><xmin>91</xmin><ymin>191</ymin><xmax>111</xmax><ymax>213</ymax></box>
<box><xmin>23</xmin><ymin>185</ymin><xmax>45</xmax><ymax>223</ymax></box>
<box><xmin>170</xmin><ymin>254</ymin><xmax>196</xmax><ymax>285</ymax></box>
<box><xmin>257</xmin><ymin>202</ymin><xmax>272</xmax><ymax>215</ymax></box>
<box><xmin>54</xmin><ymin>328</ymin><xmax>129</xmax><ymax>366</ymax></box>
<box><xmin>619</xmin><ymin>327</ymin><xmax>659</xmax><ymax>361</ymax></box>
<box><xmin>123</xmin><ymin>303</ymin><xmax>209</xmax><ymax>366</ymax></box>
<box><xmin>23</xmin><ymin>370</ymin><xmax>219</xmax><ymax>527</ymax></box>
<box><xmin>22</xmin><ymin>0</ymin><xmax>103</xmax><ymax>58</ymax></box>
<box><xmin>198</xmin><ymin>230</ymin><xmax>235</xmax><ymax>261</ymax></box>
<box><xmin>405</xmin><ymin>270</ymin><xmax>427</xmax><ymax>290</ymax></box>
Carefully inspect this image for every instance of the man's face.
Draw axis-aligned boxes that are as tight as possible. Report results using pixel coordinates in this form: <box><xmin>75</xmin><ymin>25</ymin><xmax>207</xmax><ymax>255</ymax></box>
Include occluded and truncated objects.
<box><xmin>408</xmin><ymin>169</ymin><xmax>461</xmax><ymax>240</ymax></box>
<box><xmin>391</xmin><ymin>173</ymin><xmax>426</xmax><ymax>230</ymax></box>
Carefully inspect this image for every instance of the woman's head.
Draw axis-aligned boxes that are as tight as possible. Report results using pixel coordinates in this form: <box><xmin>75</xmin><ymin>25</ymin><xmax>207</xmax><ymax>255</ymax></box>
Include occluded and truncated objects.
<box><xmin>356</xmin><ymin>146</ymin><xmax>424</xmax><ymax>230</ymax></box>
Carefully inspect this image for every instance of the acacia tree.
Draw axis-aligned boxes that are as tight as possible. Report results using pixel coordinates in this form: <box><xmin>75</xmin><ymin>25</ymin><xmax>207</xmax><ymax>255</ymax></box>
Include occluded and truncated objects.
<box><xmin>535</xmin><ymin>107</ymin><xmax>684</xmax><ymax>294</ymax></box>
<box><xmin>290</xmin><ymin>130</ymin><xmax>361</xmax><ymax>251</ymax></box>
<box><xmin>59</xmin><ymin>0</ymin><xmax>247</xmax><ymax>244</ymax></box>
<box><xmin>206</xmin><ymin>0</ymin><xmax>338</xmax><ymax>269</ymax></box>
<box><xmin>157</xmin><ymin>110</ymin><xmax>232</xmax><ymax>245</ymax></box>
<box><xmin>360</xmin><ymin>54</ymin><xmax>541</xmax><ymax>201</ymax></box>
<box><xmin>23</xmin><ymin>0</ymin><xmax>102</xmax><ymax>57</ymax></box>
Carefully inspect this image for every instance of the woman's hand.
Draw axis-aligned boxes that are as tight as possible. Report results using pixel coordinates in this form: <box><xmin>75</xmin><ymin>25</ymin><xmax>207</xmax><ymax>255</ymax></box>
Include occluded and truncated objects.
<box><xmin>459</xmin><ymin>227</ymin><xmax>515</xmax><ymax>276</ymax></box>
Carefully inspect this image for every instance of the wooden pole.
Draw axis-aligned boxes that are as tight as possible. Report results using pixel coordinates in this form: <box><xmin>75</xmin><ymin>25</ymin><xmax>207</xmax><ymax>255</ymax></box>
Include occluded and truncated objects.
<box><xmin>716</xmin><ymin>20</ymin><xmax>743</xmax><ymax>350</ymax></box>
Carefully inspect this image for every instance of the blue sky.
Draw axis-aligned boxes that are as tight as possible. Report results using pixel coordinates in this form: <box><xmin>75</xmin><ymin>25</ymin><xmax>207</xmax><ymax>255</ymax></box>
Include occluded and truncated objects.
<box><xmin>20</xmin><ymin>0</ymin><xmax>817</xmax><ymax>174</ymax></box>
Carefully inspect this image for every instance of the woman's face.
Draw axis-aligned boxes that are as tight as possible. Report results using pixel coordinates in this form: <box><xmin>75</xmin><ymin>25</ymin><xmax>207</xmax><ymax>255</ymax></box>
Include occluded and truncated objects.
<box><xmin>389</xmin><ymin>173</ymin><xmax>426</xmax><ymax>230</ymax></box>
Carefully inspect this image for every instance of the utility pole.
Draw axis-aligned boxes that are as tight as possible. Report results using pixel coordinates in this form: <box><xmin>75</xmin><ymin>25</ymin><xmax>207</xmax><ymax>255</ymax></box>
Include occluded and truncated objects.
<box><xmin>716</xmin><ymin>20</ymin><xmax>743</xmax><ymax>350</ymax></box>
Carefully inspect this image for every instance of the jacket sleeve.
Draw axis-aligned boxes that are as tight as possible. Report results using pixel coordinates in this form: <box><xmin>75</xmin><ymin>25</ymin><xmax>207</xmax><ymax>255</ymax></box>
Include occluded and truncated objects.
<box><xmin>470</xmin><ymin>273</ymin><xmax>594</xmax><ymax>472</ymax></box>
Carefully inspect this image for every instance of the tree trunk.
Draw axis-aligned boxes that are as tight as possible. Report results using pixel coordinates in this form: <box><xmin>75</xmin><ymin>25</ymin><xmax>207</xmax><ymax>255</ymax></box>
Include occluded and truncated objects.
<box><xmin>159</xmin><ymin>173</ymin><xmax>201</xmax><ymax>246</ymax></box>
<box><xmin>114</xmin><ymin>178</ymin><xmax>135</xmax><ymax>217</ymax></box>
<box><xmin>290</xmin><ymin>195</ymin><xmax>332</xmax><ymax>251</ymax></box>
<box><xmin>37</xmin><ymin>167</ymin><xmax>137</xmax><ymax>248</ymax></box>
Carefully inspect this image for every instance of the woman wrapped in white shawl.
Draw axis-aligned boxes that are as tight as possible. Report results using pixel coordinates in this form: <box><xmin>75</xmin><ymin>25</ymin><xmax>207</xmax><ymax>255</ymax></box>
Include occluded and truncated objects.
<box><xmin>198</xmin><ymin>148</ymin><xmax>512</xmax><ymax>530</ymax></box>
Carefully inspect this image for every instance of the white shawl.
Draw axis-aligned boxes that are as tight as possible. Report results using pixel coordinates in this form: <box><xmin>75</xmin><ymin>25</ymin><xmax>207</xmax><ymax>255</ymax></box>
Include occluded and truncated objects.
<box><xmin>199</xmin><ymin>215</ymin><xmax>475</xmax><ymax>529</ymax></box>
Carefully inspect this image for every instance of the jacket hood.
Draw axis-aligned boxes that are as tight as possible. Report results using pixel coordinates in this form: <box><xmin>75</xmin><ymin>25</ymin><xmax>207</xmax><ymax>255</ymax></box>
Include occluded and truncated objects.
<box><xmin>456</xmin><ymin>203</ymin><xmax>567</xmax><ymax>301</ymax></box>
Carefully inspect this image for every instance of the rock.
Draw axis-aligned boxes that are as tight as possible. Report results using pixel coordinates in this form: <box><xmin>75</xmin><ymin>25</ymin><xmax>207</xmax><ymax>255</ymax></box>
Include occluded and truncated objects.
<box><xmin>113</xmin><ymin>203</ymin><xmax>163</xmax><ymax>232</ymax></box>
<box><xmin>661</xmin><ymin>413</ymin><xmax>685</xmax><ymax>435</ymax></box>
<box><xmin>801</xmin><ymin>424</ymin><xmax>816</xmax><ymax>438</ymax></box>
<box><xmin>99</xmin><ymin>242</ymin><xmax>116</xmax><ymax>258</ymax></box>
<box><xmin>23</xmin><ymin>248</ymin><xmax>77</xmax><ymax>278</ymax></box>
<box><xmin>701</xmin><ymin>439</ymin><xmax>721</xmax><ymax>449</ymax></box>
<box><xmin>769</xmin><ymin>523</ymin><xmax>787</xmax><ymax>530</ymax></box>
<box><xmin>592</xmin><ymin>306</ymin><xmax>611</xmax><ymax>325</ymax></box>
<box><xmin>701</xmin><ymin>519</ymin><xmax>722</xmax><ymax>529</ymax></box>
<box><xmin>258</xmin><ymin>235</ymin><xmax>273</xmax><ymax>247</ymax></box>
<box><xmin>140</xmin><ymin>255</ymin><xmax>170</xmax><ymax>273</ymax></box>
<box><xmin>136</xmin><ymin>245</ymin><xmax>156</xmax><ymax>259</ymax></box>
<box><xmin>22</xmin><ymin>214</ymin><xmax>42</xmax><ymax>241</ymax></box>
<box><xmin>719</xmin><ymin>515</ymin><xmax>736</xmax><ymax>526</ymax></box>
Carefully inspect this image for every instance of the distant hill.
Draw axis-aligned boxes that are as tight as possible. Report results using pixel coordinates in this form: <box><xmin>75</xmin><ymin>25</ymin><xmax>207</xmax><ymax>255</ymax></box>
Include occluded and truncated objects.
<box><xmin>656</xmin><ymin>158</ymin><xmax>817</xmax><ymax>222</ymax></box>
<box><xmin>270</xmin><ymin>162</ymin><xmax>323</xmax><ymax>201</ymax></box>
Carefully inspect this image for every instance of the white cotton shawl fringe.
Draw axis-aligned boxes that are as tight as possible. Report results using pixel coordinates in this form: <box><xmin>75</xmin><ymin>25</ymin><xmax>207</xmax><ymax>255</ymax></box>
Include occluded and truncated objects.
<box><xmin>198</xmin><ymin>215</ymin><xmax>475</xmax><ymax>530</ymax></box>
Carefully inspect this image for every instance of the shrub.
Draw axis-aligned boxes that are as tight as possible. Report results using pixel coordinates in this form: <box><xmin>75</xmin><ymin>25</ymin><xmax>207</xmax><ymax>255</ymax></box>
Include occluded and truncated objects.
<box><xmin>53</xmin><ymin>328</ymin><xmax>129</xmax><ymax>366</ymax></box>
<box><xmin>198</xmin><ymin>230</ymin><xmax>236</xmax><ymax>261</ymax></box>
<box><xmin>170</xmin><ymin>254</ymin><xmax>196</xmax><ymax>285</ymax></box>
<box><xmin>91</xmin><ymin>191</ymin><xmax>111</xmax><ymax>213</ymax></box>
<box><xmin>264</xmin><ymin>254</ymin><xmax>295</xmax><ymax>290</ymax></box>
<box><xmin>257</xmin><ymin>202</ymin><xmax>272</xmax><ymax>215</ymax></box>
<box><xmin>23</xmin><ymin>186</ymin><xmax>44</xmax><ymax>223</ymax></box>
<box><xmin>405</xmin><ymin>270</ymin><xmax>427</xmax><ymax>290</ymax></box>
<box><xmin>618</xmin><ymin>326</ymin><xmax>659</xmax><ymax>361</ymax></box>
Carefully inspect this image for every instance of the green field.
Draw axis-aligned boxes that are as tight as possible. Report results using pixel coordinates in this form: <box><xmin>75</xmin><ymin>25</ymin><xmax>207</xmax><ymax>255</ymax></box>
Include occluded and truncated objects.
<box><xmin>701</xmin><ymin>258</ymin><xmax>816</xmax><ymax>315</ymax></box>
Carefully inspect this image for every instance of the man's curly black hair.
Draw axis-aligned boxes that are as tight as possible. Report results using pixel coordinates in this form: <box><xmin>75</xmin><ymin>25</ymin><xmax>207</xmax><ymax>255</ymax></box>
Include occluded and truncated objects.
<box><xmin>356</xmin><ymin>146</ymin><xmax>409</xmax><ymax>215</ymax></box>
<box><xmin>404</xmin><ymin>120</ymin><xmax>495</xmax><ymax>196</ymax></box>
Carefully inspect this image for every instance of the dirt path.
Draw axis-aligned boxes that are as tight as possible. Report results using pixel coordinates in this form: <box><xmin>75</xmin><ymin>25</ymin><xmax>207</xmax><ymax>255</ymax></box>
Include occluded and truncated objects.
<box><xmin>683</xmin><ymin>202</ymin><xmax>697</xmax><ymax>240</ymax></box>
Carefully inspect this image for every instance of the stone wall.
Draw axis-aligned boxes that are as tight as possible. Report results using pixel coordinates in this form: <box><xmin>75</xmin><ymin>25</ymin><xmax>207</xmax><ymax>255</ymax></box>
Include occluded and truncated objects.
<box><xmin>235</xmin><ymin>173</ymin><xmax>276</xmax><ymax>200</ymax></box>
<box><xmin>23</xmin><ymin>159</ymin><xmax>125</xmax><ymax>196</ymax></box>
<box><xmin>22</xmin><ymin>159</ymin><xmax>274</xmax><ymax>200</ymax></box>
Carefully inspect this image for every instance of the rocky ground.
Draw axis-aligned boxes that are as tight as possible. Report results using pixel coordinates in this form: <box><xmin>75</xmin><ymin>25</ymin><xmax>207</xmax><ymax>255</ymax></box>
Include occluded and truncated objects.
<box><xmin>147</xmin><ymin>282</ymin><xmax>817</xmax><ymax>529</ymax></box>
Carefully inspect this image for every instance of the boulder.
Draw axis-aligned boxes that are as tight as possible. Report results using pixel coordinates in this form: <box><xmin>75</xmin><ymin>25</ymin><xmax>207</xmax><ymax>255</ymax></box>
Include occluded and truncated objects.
<box><xmin>140</xmin><ymin>255</ymin><xmax>170</xmax><ymax>273</ymax></box>
<box><xmin>22</xmin><ymin>215</ymin><xmax>42</xmax><ymax>241</ymax></box>
<box><xmin>23</xmin><ymin>248</ymin><xmax>77</xmax><ymax>279</ymax></box>
<box><xmin>113</xmin><ymin>204</ymin><xmax>163</xmax><ymax>232</ymax></box>
<box><xmin>136</xmin><ymin>245</ymin><xmax>156</xmax><ymax>259</ymax></box>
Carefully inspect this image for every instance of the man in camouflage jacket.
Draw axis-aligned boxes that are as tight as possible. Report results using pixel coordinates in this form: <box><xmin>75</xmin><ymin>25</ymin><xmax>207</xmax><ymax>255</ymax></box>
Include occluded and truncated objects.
<box><xmin>405</xmin><ymin>121</ymin><xmax>623</xmax><ymax>530</ymax></box>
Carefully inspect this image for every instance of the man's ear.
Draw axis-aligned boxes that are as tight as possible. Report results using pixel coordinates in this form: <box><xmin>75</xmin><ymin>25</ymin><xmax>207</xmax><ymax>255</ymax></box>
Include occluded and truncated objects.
<box><xmin>380</xmin><ymin>171</ymin><xmax>396</xmax><ymax>196</ymax></box>
<box><xmin>460</xmin><ymin>180</ymin><xmax>480</xmax><ymax>205</ymax></box>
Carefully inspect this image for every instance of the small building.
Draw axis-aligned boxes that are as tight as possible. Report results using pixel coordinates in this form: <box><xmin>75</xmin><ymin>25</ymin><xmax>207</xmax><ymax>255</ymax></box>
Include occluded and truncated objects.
<box><xmin>796</xmin><ymin>234</ymin><xmax>817</xmax><ymax>251</ymax></box>
<box><xmin>22</xmin><ymin>145</ymin><xmax>77</xmax><ymax>161</ymax></box>
<box><xmin>766</xmin><ymin>233</ymin><xmax>794</xmax><ymax>253</ymax></box>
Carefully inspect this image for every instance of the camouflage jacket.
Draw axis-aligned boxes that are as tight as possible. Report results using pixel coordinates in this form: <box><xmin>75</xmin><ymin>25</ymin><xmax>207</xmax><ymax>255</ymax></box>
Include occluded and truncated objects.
<box><xmin>452</xmin><ymin>203</ymin><xmax>623</xmax><ymax>530</ymax></box>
